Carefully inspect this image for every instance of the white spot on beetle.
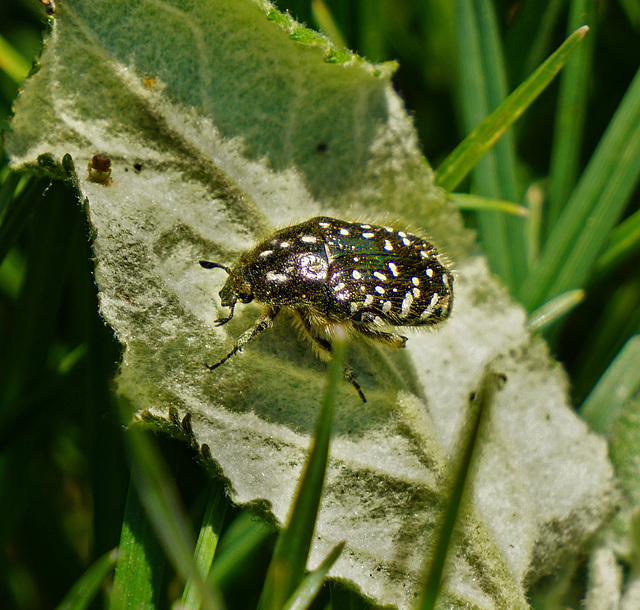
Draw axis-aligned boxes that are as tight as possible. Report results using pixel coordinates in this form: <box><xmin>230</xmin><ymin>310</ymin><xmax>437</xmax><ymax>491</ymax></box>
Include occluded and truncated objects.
<box><xmin>373</xmin><ymin>271</ymin><xmax>386</xmax><ymax>281</ymax></box>
<box><xmin>412</xmin><ymin>287</ymin><xmax>420</xmax><ymax>298</ymax></box>
<box><xmin>350</xmin><ymin>302</ymin><xmax>359</xmax><ymax>313</ymax></box>
<box><xmin>374</xmin><ymin>286</ymin><xmax>385</xmax><ymax>295</ymax></box>
<box><xmin>362</xmin><ymin>232</ymin><xmax>375</xmax><ymax>239</ymax></box>
<box><xmin>318</xmin><ymin>222</ymin><xmax>331</xmax><ymax>228</ymax></box>
<box><xmin>388</xmin><ymin>262</ymin><xmax>399</xmax><ymax>277</ymax></box>
<box><xmin>352</xmin><ymin>270</ymin><xmax>362</xmax><ymax>280</ymax></box>
<box><xmin>443</xmin><ymin>273</ymin><xmax>451</xmax><ymax>288</ymax></box>
<box><xmin>301</xmin><ymin>235</ymin><xmax>316</xmax><ymax>243</ymax></box>
<box><xmin>400</xmin><ymin>292</ymin><xmax>413</xmax><ymax>317</ymax></box>
<box><xmin>420</xmin><ymin>293</ymin><xmax>440</xmax><ymax>319</ymax></box>
<box><xmin>420</xmin><ymin>250</ymin><xmax>429</xmax><ymax>258</ymax></box>
<box><xmin>364</xmin><ymin>294</ymin><xmax>374</xmax><ymax>306</ymax></box>
<box><xmin>265</xmin><ymin>271</ymin><xmax>289</xmax><ymax>283</ymax></box>
<box><xmin>425</xmin><ymin>268</ymin><xmax>434</xmax><ymax>278</ymax></box>
<box><xmin>384</xmin><ymin>227</ymin><xmax>393</xmax><ymax>233</ymax></box>
<box><xmin>384</xmin><ymin>240</ymin><xmax>393</xmax><ymax>251</ymax></box>
<box><xmin>360</xmin><ymin>224</ymin><xmax>371</xmax><ymax>229</ymax></box>
<box><xmin>259</xmin><ymin>250</ymin><xmax>273</xmax><ymax>257</ymax></box>
<box><xmin>412</xmin><ymin>277</ymin><xmax>420</xmax><ymax>286</ymax></box>
<box><xmin>280</xmin><ymin>241</ymin><xmax>290</xmax><ymax>248</ymax></box>
<box><xmin>334</xmin><ymin>282</ymin><xmax>346</xmax><ymax>291</ymax></box>
<box><xmin>382</xmin><ymin>300</ymin><xmax>392</xmax><ymax>313</ymax></box>
<box><xmin>402</xmin><ymin>238</ymin><xmax>411</xmax><ymax>246</ymax></box>
<box><xmin>339</xmin><ymin>228</ymin><xmax>350</xmax><ymax>236</ymax></box>
<box><xmin>398</xmin><ymin>231</ymin><xmax>407</xmax><ymax>238</ymax></box>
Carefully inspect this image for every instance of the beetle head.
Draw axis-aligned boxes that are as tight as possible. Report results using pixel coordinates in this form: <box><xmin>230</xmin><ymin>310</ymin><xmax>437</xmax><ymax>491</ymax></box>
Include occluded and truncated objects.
<box><xmin>219</xmin><ymin>267</ymin><xmax>253</xmax><ymax>306</ymax></box>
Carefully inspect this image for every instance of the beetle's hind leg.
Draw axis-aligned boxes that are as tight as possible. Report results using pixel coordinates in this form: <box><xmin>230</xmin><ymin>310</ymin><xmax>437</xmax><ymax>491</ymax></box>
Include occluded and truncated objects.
<box><xmin>294</xmin><ymin>312</ymin><xmax>367</xmax><ymax>403</ymax></box>
<box><xmin>207</xmin><ymin>305</ymin><xmax>279</xmax><ymax>370</ymax></box>
<box><xmin>352</xmin><ymin>323</ymin><xmax>408</xmax><ymax>349</ymax></box>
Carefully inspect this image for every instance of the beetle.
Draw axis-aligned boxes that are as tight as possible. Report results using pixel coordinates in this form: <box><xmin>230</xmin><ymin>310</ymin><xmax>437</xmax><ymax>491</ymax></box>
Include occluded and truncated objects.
<box><xmin>200</xmin><ymin>216</ymin><xmax>453</xmax><ymax>401</ymax></box>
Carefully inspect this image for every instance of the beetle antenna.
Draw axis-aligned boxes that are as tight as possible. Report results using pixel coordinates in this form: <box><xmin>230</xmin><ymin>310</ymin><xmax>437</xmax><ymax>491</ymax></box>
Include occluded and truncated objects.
<box><xmin>200</xmin><ymin>260</ymin><xmax>231</xmax><ymax>274</ymax></box>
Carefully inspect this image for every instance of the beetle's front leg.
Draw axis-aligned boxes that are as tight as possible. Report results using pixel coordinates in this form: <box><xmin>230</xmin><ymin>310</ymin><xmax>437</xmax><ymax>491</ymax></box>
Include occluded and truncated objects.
<box><xmin>207</xmin><ymin>305</ymin><xmax>280</xmax><ymax>370</ymax></box>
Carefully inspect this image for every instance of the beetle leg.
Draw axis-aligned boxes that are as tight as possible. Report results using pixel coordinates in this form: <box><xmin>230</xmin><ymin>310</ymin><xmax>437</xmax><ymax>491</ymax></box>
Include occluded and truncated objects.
<box><xmin>214</xmin><ymin>302</ymin><xmax>235</xmax><ymax>326</ymax></box>
<box><xmin>294</xmin><ymin>312</ymin><xmax>367</xmax><ymax>403</ymax></box>
<box><xmin>207</xmin><ymin>305</ymin><xmax>279</xmax><ymax>370</ymax></box>
<box><xmin>353</xmin><ymin>324</ymin><xmax>408</xmax><ymax>349</ymax></box>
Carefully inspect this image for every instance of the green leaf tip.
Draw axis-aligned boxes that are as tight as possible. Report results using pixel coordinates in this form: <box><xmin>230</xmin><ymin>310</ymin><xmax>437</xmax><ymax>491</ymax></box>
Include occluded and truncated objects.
<box><xmin>262</xmin><ymin>1</ymin><xmax>367</xmax><ymax>67</ymax></box>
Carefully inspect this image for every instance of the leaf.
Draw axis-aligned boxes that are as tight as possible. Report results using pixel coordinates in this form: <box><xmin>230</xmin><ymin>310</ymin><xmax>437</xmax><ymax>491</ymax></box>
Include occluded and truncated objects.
<box><xmin>7</xmin><ymin>1</ymin><xmax>615</xmax><ymax>608</ymax></box>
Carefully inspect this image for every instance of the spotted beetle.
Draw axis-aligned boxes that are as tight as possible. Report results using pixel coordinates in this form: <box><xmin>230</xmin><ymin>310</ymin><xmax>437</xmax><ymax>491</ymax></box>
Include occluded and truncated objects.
<box><xmin>200</xmin><ymin>216</ymin><xmax>453</xmax><ymax>402</ymax></box>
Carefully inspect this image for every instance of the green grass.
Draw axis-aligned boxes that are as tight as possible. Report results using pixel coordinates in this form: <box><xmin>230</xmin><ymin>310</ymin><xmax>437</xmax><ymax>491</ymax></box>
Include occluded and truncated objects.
<box><xmin>1</xmin><ymin>1</ymin><xmax>639</xmax><ymax>608</ymax></box>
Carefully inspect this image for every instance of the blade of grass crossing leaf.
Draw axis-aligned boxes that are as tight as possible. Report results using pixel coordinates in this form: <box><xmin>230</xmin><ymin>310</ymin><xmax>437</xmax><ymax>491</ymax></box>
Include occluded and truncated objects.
<box><xmin>119</xmin><ymin>408</ymin><xmax>223</xmax><ymax>610</ymax></box>
<box><xmin>580</xmin><ymin>335</ymin><xmax>640</xmax><ymax>434</ymax></box>
<box><xmin>111</xmin><ymin>478</ymin><xmax>164</xmax><ymax>610</ymax></box>
<box><xmin>435</xmin><ymin>26</ymin><xmax>589</xmax><ymax>193</ymax></box>
<box><xmin>182</xmin><ymin>480</ymin><xmax>228</xmax><ymax>609</ymax></box>
<box><xmin>258</xmin><ymin>337</ymin><xmax>344</xmax><ymax>610</ymax></box>
<box><xmin>419</xmin><ymin>371</ymin><xmax>503</xmax><ymax>609</ymax></box>
<box><xmin>282</xmin><ymin>542</ymin><xmax>345</xmax><ymax>610</ymax></box>
<box><xmin>547</xmin><ymin>0</ymin><xmax>596</xmax><ymax>230</ymax></box>
<box><xmin>520</xmin><ymin>66</ymin><xmax>640</xmax><ymax>308</ymax></box>
<box><xmin>455</xmin><ymin>0</ymin><xmax>524</xmax><ymax>291</ymax></box>
<box><xmin>56</xmin><ymin>548</ymin><xmax>118</xmax><ymax>610</ymax></box>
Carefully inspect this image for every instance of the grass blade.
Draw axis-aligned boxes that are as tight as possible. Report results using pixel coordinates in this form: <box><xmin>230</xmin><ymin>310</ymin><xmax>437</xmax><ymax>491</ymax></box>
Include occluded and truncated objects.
<box><xmin>0</xmin><ymin>33</ymin><xmax>32</xmax><ymax>83</ymax></box>
<box><xmin>419</xmin><ymin>371</ymin><xmax>503</xmax><ymax>609</ymax></box>
<box><xmin>118</xmin><ymin>414</ymin><xmax>224</xmax><ymax>610</ymax></box>
<box><xmin>547</xmin><ymin>0</ymin><xmax>596</xmax><ymax>229</ymax></box>
<box><xmin>524</xmin><ymin>182</ymin><xmax>545</xmax><ymax>267</ymax></box>
<box><xmin>593</xmin><ymin>208</ymin><xmax>640</xmax><ymax>278</ymax></box>
<box><xmin>182</xmin><ymin>480</ymin><xmax>228</xmax><ymax>609</ymax></box>
<box><xmin>207</xmin><ymin>513</ymin><xmax>274</xmax><ymax>590</ymax></box>
<box><xmin>451</xmin><ymin>192</ymin><xmax>528</xmax><ymax>216</ymax></box>
<box><xmin>453</xmin><ymin>0</ymin><xmax>523</xmax><ymax>290</ymax></box>
<box><xmin>311</xmin><ymin>0</ymin><xmax>347</xmax><ymax>49</ymax></box>
<box><xmin>56</xmin><ymin>548</ymin><xmax>118</xmax><ymax>610</ymax></box>
<box><xmin>111</xmin><ymin>478</ymin><xmax>164</xmax><ymax>610</ymax></box>
<box><xmin>573</xmin><ymin>279</ymin><xmax>640</xmax><ymax>403</ymax></box>
<box><xmin>435</xmin><ymin>26</ymin><xmax>589</xmax><ymax>193</ymax></box>
<box><xmin>258</xmin><ymin>335</ymin><xmax>345</xmax><ymax>610</ymax></box>
<box><xmin>520</xmin><ymin>65</ymin><xmax>640</xmax><ymax>309</ymax></box>
<box><xmin>580</xmin><ymin>335</ymin><xmax>640</xmax><ymax>434</ymax></box>
<box><xmin>282</xmin><ymin>542</ymin><xmax>345</xmax><ymax>610</ymax></box>
<box><xmin>526</xmin><ymin>289</ymin><xmax>586</xmax><ymax>333</ymax></box>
